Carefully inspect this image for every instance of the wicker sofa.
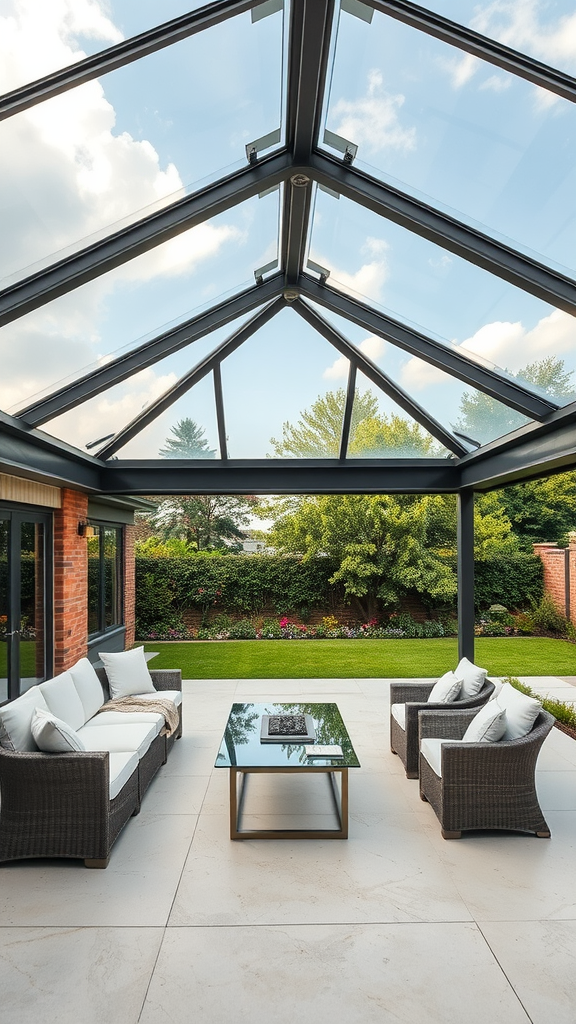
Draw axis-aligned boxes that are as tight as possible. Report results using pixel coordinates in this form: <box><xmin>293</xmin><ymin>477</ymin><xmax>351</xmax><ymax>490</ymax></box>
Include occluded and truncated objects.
<box><xmin>418</xmin><ymin>705</ymin><xmax>554</xmax><ymax>839</ymax></box>
<box><xmin>0</xmin><ymin>655</ymin><xmax>182</xmax><ymax>868</ymax></box>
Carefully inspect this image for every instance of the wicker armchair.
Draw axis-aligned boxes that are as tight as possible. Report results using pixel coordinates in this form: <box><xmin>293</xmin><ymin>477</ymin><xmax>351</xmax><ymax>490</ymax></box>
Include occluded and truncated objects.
<box><xmin>418</xmin><ymin>706</ymin><xmax>554</xmax><ymax>839</ymax></box>
<box><xmin>389</xmin><ymin>678</ymin><xmax>495</xmax><ymax>778</ymax></box>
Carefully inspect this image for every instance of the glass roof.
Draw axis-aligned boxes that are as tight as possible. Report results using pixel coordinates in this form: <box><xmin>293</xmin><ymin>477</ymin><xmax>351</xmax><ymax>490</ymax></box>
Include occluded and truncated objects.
<box><xmin>0</xmin><ymin>0</ymin><xmax>574</xmax><ymax>484</ymax></box>
<box><xmin>323</xmin><ymin>5</ymin><xmax>576</xmax><ymax>275</ymax></box>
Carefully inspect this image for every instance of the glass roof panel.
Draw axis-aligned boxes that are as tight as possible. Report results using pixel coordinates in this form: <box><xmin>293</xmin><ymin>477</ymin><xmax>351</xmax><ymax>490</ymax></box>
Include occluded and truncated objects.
<box><xmin>220</xmin><ymin>306</ymin><xmax>356</xmax><ymax>458</ymax></box>
<box><xmin>308</xmin><ymin>189</ymin><xmax>576</xmax><ymax>405</ymax></box>
<box><xmin>113</xmin><ymin>372</ymin><xmax>221</xmax><ymax>461</ymax></box>
<box><xmin>323</xmin><ymin>5</ymin><xmax>576</xmax><ymax>274</ymax></box>
<box><xmin>346</xmin><ymin>370</ymin><xmax>450</xmax><ymax>458</ymax></box>
<box><xmin>0</xmin><ymin>7</ymin><xmax>283</xmax><ymax>283</ymax></box>
<box><xmin>421</xmin><ymin>1</ymin><xmax>576</xmax><ymax>78</ymax></box>
<box><xmin>0</xmin><ymin>189</ymin><xmax>280</xmax><ymax>415</ymax></box>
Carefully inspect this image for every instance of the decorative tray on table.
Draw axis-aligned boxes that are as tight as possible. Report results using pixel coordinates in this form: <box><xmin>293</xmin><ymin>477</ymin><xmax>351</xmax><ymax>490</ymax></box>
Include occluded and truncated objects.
<box><xmin>260</xmin><ymin>713</ymin><xmax>316</xmax><ymax>743</ymax></box>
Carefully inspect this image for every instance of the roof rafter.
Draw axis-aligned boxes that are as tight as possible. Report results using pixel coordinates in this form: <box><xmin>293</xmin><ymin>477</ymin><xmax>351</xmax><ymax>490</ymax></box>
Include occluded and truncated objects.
<box><xmin>0</xmin><ymin>151</ymin><xmax>292</xmax><ymax>329</ymax></box>
<box><xmin>17</xmin><ymin>275</ymin><xmax>283</xmax><ymax>427</ymax></box>
<box><xmin>97</xmin><ymin>297</ymin><xmax>286</xmax><ymax>459</ymax></box>
<box><xmin>366</xmin><ymin>0</ymin><xmax>576</xmax><ymax>103</ymax></box>
<box><xmin>298</xmin><ymin>275</ymin><xmax>558</xmax><ymax>420</ymax></box>
<box><xmin>0</xmin><ymin>0</ymin><xmax>262</xmax><ymax>121</ymax></box>
<box><xmin>294</xmin><ymin>298</ymin><xmax>468</xmax><ymax>456</ymax></box>
<box><xmin>281</xmin><ymin>0</ymin><xmax>335</xmax><ymax>284</ymax></box>
<box><xmin>309</xmin><ymin>153</ymin><xmax>576</xmax><ymax>318</ymax></box>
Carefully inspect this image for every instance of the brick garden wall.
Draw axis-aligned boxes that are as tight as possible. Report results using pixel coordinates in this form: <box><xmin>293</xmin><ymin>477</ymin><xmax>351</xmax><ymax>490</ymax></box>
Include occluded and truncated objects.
<box><xmin>533</xmin><ymin>536</ymin><xmax>576</xmax><ymax>626</ymax></box>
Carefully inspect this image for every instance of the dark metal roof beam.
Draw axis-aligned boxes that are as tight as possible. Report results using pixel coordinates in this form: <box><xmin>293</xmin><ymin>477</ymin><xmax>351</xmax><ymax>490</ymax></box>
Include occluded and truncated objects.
<box><xmin>366</xmin><ymin>0</ymin><xmax>576</xmax><ymax>103</ymax></box>
<box><xmin>17</xmin><ymin>275</ymin><xmax>283</xmax><ymax>427</ymax></box>
<box><xmin>97</xmin><ymin>297</ymin><xmax>285</xmax><ymax>458</ymax></box>
<box><xmin>309</xmin><ymin>152</ymin><xmax>576</xmax><ymax>317</ymax></box>
<box><xmin>0</xmin><ymin>411</ymin><xmax>102</xmax><ymax>490</ymax></box>
<box><xmin>298</xmin><ymin>275</ymin><xmax>558</xmax><ymax>420</ymax></box>
<box><xmin>213</xmin><ymin>364</ymin><xmax>229</xmax><ymax>461</ymax></box>
<box><xmin>459</xmin><ymin>401</ymin><xmax>576</xmax><ymax>489</ymax></box>
<box><xmin>281</xmin><ymin>0</ymin><xmax>335</xmax><ymax>284</ymax></box>
<box><xmin>339</xmin><ymin>363</ymin><xmax>357</xmax><ymax>460</ymax></box>
<box><xmin>294</xmin><ymin>298</ymin><xmax>468</xmax><ymax>456</ymax></box>
<box><xmin>0</xmin><ymin>151</ymin><xmax>292</xmax><ymax>329</ymax></box>
<box><xmin>99</xmin><ymin>458</ymin><xmax>459</xmax><ymax>494</ymax></box>
<box><xmin>0</xmin><ymin>0</ymin><xmax>261</xmax><ymax>121</ymax></box>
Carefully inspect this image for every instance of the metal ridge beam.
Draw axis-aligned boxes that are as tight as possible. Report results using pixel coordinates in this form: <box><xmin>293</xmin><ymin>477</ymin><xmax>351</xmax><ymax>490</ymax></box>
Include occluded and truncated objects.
<box><xmin>99</xmin><ymin>458</ymin><xmax>459</xmax><ymax>494</ymax></box>
<box><xmin>97</xmin><ymin>297</ymin><xmax>286</xmax><ymax>458</ymax></box>
<box><xmin>459</xmin><ymin>401</ymin><xmax>576</xmax><ymax>489</ymax></box>
<box><xmin>294</xmin><ymin>298</ymin><xmax>467</xmax><ymax>455</ymax></box>
<box><xmin>0</xmin><ymin>0</ymin><xmax>260</xmax><ymax>121</ymax></box>
<box><xmin>298</xmin><ymin>275</ymin><xmax>558</xmax><ymax>419</ymax></box>
<box><xmin>281</xmin><ymin>0</ymin><xmax>335</xmax><ymax>284</ymax></box>
<box><xmin>0</xmin><ymin>151</ymin><xmax>292</xmax><ymax>328</ymax></box>
<box><xmin>18</xmin><ymin>275</ymin><xmax>283</xmax><ymax>427</ymax></box>
<box><xmin>309</xmin><ymin>152</ymin><xmax>576</xmax><ymax>317</ymax></box>
<box><xmin>366</xmin><ymin>0</ymin><xmax>576</xmax><ymax>103</ymax></box>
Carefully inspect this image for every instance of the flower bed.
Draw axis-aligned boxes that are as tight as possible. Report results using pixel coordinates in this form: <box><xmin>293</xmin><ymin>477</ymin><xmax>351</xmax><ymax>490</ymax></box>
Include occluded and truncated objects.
<box><xmin>139</xmin><ymin>613</ymin><xmax>454</xmax><ymax>642</ymax></box>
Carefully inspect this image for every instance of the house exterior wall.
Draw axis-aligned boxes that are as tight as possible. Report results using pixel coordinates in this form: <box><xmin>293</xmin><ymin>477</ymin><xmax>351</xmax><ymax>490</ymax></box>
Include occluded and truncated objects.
<box><xmin>53</xmin><ymin>488</ymin><xmax>89</xmax><ymax>672</ymax></box>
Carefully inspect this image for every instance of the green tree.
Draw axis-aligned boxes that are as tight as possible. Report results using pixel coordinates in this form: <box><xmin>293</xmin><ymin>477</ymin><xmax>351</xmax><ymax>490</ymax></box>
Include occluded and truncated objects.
<box><xmin>158</xmin><ymin>418</ymin><xmax>216</xmax><ymax>459</ymax></box>
<box><xmin>270</xmin><ymin>388</ymin><xmax>378</xmax><ymax>457</ymax></box>
<box><xmin>149</xmin><ymin>495</ymin><xmax>255</xmax><ymax>551</ymax></box>
<box><xmin>349</xmin><ymin>412</ymin><xmax>441</xmax><ymax>457</ymax></box>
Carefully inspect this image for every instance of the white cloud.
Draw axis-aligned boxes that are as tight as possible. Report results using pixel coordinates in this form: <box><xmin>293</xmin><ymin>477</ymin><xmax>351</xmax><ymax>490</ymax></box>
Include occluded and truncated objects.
<box><xmin>439</xmin><ymin>52</ymin><xmax>480</xmax><ymax>90</ymax></box>
<box><xmin>400</xmin><ymin>309</ymin><xmax>576</xmax><ymax>391</ymax></box>
<box><xmin>324</xmin><ymin>334</ymin><xmax>386</xmax><ymax>380</ymax></box>
<box><xmin>331</xmin><ymin>69</ymin><xmax>417</xmax><ymax>155</ymax></box>
<box><xmin>318</xmin><ymin>237</ymin><xmax>389</xmax><ymax>304</ymax></box>
<box><xmin>0</xmin><ymin>1</ymin><xmax>243</xmax><ymax>416</ymax></box>
<box><xmin>479</xmin><ymin>74</ymin><xmax>512</xmax><ymax>92</ymax></box>
<box><xmin>471</xmin><ymin>1</ymin><xmax>576</xmax><ymax>74</ymax></box>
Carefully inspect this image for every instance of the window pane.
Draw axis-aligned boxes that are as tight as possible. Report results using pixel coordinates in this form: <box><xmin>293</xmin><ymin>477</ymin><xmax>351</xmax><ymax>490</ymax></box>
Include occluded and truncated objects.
<box><xmin>104</xmin><ymin>528</ymin><xmax>121</xmax><ymax>628</ymax></box>
<box><xmin>0</xmin><ymin>519</ymin><xmax>8</xmax><ymax>702</ymax></box>
<box><xmin>19</xmin><ymin>521</ymin><xmax>45</xmax><ymax>687</ymax></box>
<box><xmin>87</xmin><ymin>528</ymin><xmax>101</xmax><ymax>635</ymax></box>
<box><xmin>323</xmin><ymin>5</ymin><xmax>576</xmax><ymax>274</ymax></box>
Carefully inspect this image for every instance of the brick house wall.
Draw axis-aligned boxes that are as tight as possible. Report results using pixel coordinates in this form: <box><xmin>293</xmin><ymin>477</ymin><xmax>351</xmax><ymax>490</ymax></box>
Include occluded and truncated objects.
<box><xmin>53</xmin><ymin>488</ymin><xmax>88</xmax><ymax>672</ymax></box>
<box><xmin>533</xmin><ymin>535</ymin><xmax>576</xmax><ymax>626</ymax></box>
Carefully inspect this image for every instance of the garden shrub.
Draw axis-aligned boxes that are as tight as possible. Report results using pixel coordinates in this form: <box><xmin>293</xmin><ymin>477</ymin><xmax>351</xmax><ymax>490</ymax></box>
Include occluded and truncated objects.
<box><xmin>530</xmin><ymin>594</ymin><xmax>572</xmax><ymax>636</ymax></box>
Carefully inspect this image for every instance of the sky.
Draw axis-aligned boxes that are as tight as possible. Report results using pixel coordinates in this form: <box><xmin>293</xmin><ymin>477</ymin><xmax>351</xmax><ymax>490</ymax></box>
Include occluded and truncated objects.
<box><xmin>0</xmin><ymin>0</ymin><xmax>575</xmax><ymax>460</ymax></box>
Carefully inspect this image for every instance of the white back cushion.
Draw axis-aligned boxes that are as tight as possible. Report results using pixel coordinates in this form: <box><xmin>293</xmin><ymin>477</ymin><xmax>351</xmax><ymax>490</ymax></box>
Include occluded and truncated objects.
<box><xmin>456</xmin><ymin>657</ymin><xmax>488</xmax><ymax>699</ymax></box>
<box><xmin>0</xmin><ymin>687</ymin><xmax>50</xmax><ymax>751</ymax></box>
<box><xmin>99</xmin><ymin>647</ymin><xmax>156</xmax><ymax>700</ymax></box>
<box><xmin>69</xmin><ymin>658</ymin><xmax>105</xmax><ymax>723</ymax></box>
<box><xmin>31</xmin><ymin>707</ymin><xmax>86</xmax><ymax>753</ymax></box>
<box><xmin>40</xmin><ymin>671</ymin><xmax>85</xmax><ymax>731</ymax></box>
<box><xmin>463</xmin><ymin>702</ymin><xmax>507</xmax><ymax>743</ymax></box>
<box><xmin>496</xmin><ymin>683</ymin><xmax>542</xmax><ymax>740</ymax></box>
<box><xmin>428</xmin><ymin>671</ymin><xmax>462</xmax><ymax>703</ymax></box>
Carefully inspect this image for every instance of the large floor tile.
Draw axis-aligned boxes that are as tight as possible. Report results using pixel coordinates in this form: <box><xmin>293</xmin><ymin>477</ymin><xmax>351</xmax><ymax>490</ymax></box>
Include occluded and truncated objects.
<box><xmin>143</xmin><ymin>771</ymin><xmax>211</xmax><ymax>814</ymax></box>
<box><xmin>0</xmin><ymin>813</ymin><xmax>197</xmax><ymax>927</ymax></box>
<box><xmin>140</xmin><ymin>923</ymin><xmax>528</xmax><ymax>1024</ymax></box>
<box><xmin>0</xmin><ymin>927</ymin><xmax>163</xmax><ymax>1024</ymax></box>
<box><xmin>169</xmin><ymin>810</ymin><xmax>470</xmax><ymax>927</ymax></box>
<box><xmin>536</xmin><ymin>770</ymin><xmax>576</xmax><ymax>811</ymax></box>
<box><xmin>480</xmin><ymin>920</ymin><xmax>576</xmax><ymax>1024</ymax></box>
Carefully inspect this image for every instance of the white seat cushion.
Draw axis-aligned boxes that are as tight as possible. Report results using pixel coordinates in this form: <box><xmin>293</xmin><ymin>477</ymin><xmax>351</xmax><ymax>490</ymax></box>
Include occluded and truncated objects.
<box><xmin>31</xmin><ymin>707</ymin><xmax>86</xmax><ymax>753</ymax></box>
<box><xmin>92</xmin><ymin>710</ymin><xmax>164</xmax><ymax>736</ymax></box>
<box><xmin>0</xmin><ymin>687</ymin><xmax>50</xmax><ymax>751</ymax></box>
<box><xmin>77</xmin><ymin>721</ymin><xmax>158</xmax><ymax>759</ymax></box>
<box><xmin>99</xmin><ymin>647</ymin><xmax>156</xmax><ymax>700</ymax></box>
<box><xmin>391</xmin><ymin>703</ymin><xmax>406</xmax><ymax>730</ymax></box>
<box><xmin>39</xmin><ymin>671</ymin><xmax>85</xmax><ymax>732</ymax></box>
<box><xmin>456</xmin><ymin>657</ymin><xmax>488</xmax><ymax>699</ymax></box>
<box><xmin>421</xmin><ymin>738</ymin><xmax>467</xmax><ymax>777</ymax></box>
<box><xmin>109</xmin><ymin>752</ymin><xmax>139</xmax><ymax>801</ymax></box>
<box><xmin>69</xmin><ymin>658</ymin><xmax>105</xmax><ymax>723</ymax></box>
<box><xmin>496</xmin><ymin>683</ymin><xmax>542</xmax><ymax>740</ymax></box>
<box><xmin>133</xmin><ymin>689</ymin><xmax>182</xmax><ymax>708</ymax></box>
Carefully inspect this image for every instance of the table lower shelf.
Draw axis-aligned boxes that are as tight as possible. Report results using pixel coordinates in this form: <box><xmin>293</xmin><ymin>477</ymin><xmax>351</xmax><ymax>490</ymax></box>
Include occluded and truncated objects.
<box><xmin>229</xmin><ymin>765</ymin><xmax>349</xmax><ymax>840</ymax></box>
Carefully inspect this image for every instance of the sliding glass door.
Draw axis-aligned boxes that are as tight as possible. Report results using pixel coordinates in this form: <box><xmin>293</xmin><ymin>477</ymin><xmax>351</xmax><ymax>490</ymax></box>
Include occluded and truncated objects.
<box><xmin>0</xmin><ymin>510</ymin><xmax>52</xmax><ymax>702</ymax></box>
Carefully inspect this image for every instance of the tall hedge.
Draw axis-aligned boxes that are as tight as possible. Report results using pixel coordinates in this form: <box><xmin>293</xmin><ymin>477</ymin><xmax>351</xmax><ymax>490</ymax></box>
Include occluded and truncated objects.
<box><xmin>135</xmin><ymin>550</ymin><xmax>544</xmax><ymax>631</ymax></box>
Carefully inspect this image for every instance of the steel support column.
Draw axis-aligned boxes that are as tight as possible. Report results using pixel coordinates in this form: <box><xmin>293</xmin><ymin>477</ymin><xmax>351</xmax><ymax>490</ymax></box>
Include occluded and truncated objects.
<box><xmin>457</xmin><ymin>489</ymin><xmax>475</xmax><ymax>663</ymax></box>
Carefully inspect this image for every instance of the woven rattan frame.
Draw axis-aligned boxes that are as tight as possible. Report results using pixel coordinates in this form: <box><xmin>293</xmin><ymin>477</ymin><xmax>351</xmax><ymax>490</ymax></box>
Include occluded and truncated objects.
<box><xmin>418</xmin><ymin>707</ymin><xmax>554</xmax><ymax>838</ymax></box>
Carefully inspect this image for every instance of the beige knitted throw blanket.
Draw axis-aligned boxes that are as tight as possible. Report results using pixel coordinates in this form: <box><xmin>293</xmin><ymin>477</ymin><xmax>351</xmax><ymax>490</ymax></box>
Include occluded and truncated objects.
<box><xmin>96</xmin><ymin>695</ymin><xmax>180</xmax><ymax>737</ymax></box>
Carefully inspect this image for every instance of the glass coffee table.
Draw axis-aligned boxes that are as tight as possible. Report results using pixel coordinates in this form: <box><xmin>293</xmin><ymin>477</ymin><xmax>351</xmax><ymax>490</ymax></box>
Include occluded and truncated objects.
<box><xmin>215</xmin><ymin>702</ymin><xmax>360</xmax><ymax>840</ymax></box>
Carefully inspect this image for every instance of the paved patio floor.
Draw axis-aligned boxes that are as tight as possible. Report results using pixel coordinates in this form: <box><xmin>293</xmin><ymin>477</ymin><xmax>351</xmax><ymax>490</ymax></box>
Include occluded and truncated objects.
<box><xmin>2</xmin><ymin>676</ymin><xmax>576</xmax><ymax>1023</ymax></box>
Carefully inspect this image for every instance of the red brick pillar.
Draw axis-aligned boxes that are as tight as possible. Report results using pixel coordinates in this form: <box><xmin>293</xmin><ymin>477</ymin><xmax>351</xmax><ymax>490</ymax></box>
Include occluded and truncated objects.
<box><xmin>53</xmin><ymin>489</ymin><xmax>88</xmax><ymax>672</ymax></box>
<box><xmin>533</xmin><ymin>542</ymin><xmax>568</xmax><ymax>618</ymax></box>
<box><xmin>124</xmin><ymin>524</ymin><xmax>136</xmax><ymax>649</ymax></box>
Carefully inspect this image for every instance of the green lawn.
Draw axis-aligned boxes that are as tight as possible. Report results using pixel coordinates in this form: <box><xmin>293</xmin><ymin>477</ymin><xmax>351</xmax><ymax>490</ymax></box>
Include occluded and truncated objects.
<box><xmin>143</xmin><ymin>637</ymin><xmax>576</xmax><ymax>679</ymax></box>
